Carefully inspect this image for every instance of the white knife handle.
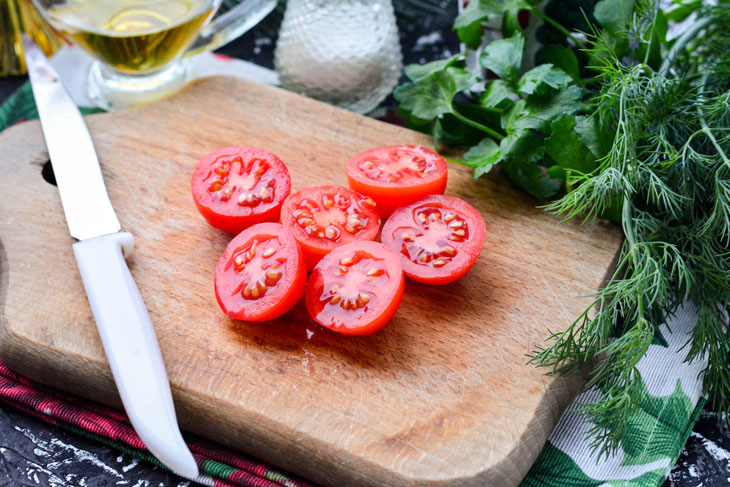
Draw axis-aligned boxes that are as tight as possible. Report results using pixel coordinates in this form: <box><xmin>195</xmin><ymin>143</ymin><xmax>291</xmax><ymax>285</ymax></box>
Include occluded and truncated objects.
<box><xmin>72</xmin><ymin>233</ymin><xmax>199</xmax><ymax>479</ymax></box>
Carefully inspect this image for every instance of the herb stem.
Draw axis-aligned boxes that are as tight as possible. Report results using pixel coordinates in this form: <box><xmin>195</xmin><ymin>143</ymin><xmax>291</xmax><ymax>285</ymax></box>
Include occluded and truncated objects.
<box><xmin>528</xmin><ymin>7</ymin><xmax>587</xmax><ymax>50</ymax></box>
<box><xmin>450</xmin><ymin>108</ymin><xmax>505</xmax><ymax>141</ymax></box>
<box><xmin>659</xmin><ymin>16</ymin><xmax>715</xmax><ymax>76</ymax></box>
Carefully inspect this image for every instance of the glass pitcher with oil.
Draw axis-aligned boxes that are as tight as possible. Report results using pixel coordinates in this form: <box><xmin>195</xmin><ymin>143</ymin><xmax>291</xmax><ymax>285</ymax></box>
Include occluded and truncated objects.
<box><xmin>30</xmin><ymin>0</ymin><xmax>276</xmax><ymax>109</ymax></box>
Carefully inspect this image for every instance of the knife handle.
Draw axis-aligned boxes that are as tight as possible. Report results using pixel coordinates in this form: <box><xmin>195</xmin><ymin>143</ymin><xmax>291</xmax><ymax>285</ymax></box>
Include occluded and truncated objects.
<box><xmin>72</xmin><ymin>232</ymin><xmax>199</xmax><ymax>479</ymax></box>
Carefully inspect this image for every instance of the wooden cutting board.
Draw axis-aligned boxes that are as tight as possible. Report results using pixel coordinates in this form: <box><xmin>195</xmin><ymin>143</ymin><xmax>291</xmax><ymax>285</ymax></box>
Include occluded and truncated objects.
<box><xmin>0</xmin><ymin>76</ymin><xmax>621</xmax><ymax>487</ymax></box>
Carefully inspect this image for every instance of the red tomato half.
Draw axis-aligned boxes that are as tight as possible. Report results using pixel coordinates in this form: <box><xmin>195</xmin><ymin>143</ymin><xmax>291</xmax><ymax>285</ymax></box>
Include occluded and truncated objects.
<box><xmin>306</xmin><ymin>241</ymin><xmax>404</xmax><ymax>335</ymax></box>
<box><xmin>280</xmin><ymin>185</ymin><xmax>380</xmax><ymax>269</ymax></box>
<box><xmin>380</xmin><ymin>195</ymin><xmax>486</xmax><ymax>284</ymax></box>
<box><xmin>215</xmin><ymin>223</ymin><xmax>306</xmax><ymax>322</ymax></box>
<box><xmin>192</xmin><ymin>146</ymin><xmax>291</xmax><ymax>234</ymax></box>
<box><xmin>346</xmin><ymin>145</ymin><xmax>448</xmax><ymax>217</ymax></box>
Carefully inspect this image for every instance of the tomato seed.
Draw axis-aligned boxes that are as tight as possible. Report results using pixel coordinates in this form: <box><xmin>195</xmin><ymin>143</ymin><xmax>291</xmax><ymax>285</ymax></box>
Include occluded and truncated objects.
<box><xmin>262</xmin><ymin>248</ymin><xmax>275</xmax><ymax>258</ymax></box>
<box><xmin>325</xmin><ymin>226</ymin><xmax>339</xmax><ymax>240</ymax></box>
<box><xmin>265</xmin><ymin>271</ymin><xmax>282</xmax><ymax>285</ymax></box>
<box><xmin>453</xmin><ymin>229</ymin><xmax>465</xmax><ymax>236</ymax></box>
<box><xmin>340</xmin><ymin>256</ymin><xmax>354</xmax><ymax>266</ymax></box>
<box><xmin>444</xmin><ymin>213</ymin><xmax>454</xmax><ymax>221</ymax></box>
<box><xmin>433</xmin><ymin>259</ymin><xmax>448</xmax><ymax>267</ymax></box>
<box><xmin>366</xmin><ymin>268</ymin><xmax>383</xmax><ymax>277</ymax></box>
<box><xmin>344</xmin><ymin>225</ymin><xmax>357</xmax><ymax>234</ymax></box>
<box><xmin>363</xmin><ymin>198</ymin><xmax>376</xmax><ymax>207</ymax></box>
<box><xmin>443</xmin><ymin>246</ymin><xmax>457</xmax><ymax>256</ymax></box>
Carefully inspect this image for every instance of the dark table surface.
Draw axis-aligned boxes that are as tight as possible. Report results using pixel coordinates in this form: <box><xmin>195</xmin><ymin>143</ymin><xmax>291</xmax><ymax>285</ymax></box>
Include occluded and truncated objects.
<box><xmin>2</xmin><ymin>2</ymin><xmax>729</xmax><ymax>486</ymax></box>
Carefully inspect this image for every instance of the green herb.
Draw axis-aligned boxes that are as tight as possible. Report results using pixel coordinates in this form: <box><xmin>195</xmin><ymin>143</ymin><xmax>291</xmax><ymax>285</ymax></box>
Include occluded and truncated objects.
<box><xmin>396</xmin><ymin>0</ymin><xmax>730</xmax><ymax>457</ymax></box>
<box><xmin>395</xmin><ymin>29</ymin><xmax>586</xmax><ymax>199</ymax></box>
<box><xmin>531</xmin><ymin>3</ymin><xmax>730</xmax><ymax>457</ymax></box>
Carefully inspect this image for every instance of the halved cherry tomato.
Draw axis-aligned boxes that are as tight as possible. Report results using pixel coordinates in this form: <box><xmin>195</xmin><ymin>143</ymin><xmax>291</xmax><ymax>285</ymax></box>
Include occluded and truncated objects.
<box><xmin>346</xmin><ymin>145</ymin><xmax>448</xmax><ymax>217</ymax></box>
<box><xmin>305</xmin><ymin>241</ymin><xmax>404</xmax><ymax>335</ymax></box>
<box><xmin>192</xmin><ymin>147</ymin><xmax>291</xmax><ymax>234</ymax></box>
<box><xmin>380</xmin><ymin>195</ymin><xmax>486</xmax><ymax>284</ymax></box>
<box><xmin>215</xmin><ymin>222</ymin><xmax>306</xmax><ymax>322</ymax></box>
<box><xmin>280</xmin><ymin>185</ymin><xmax>380</xmax><ymax>269</ymax></box>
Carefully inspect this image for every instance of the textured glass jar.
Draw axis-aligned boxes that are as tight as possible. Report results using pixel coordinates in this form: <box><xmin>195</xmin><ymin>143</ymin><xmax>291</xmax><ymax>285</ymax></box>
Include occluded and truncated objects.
<box><xmin>274</xmin><ymin>0</ymin><xmax>402</xmax><ymax>114</ymax></box>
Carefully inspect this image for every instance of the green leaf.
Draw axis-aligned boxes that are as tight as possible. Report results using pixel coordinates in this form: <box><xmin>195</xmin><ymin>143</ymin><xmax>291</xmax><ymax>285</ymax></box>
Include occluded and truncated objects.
<box><xmin>457</xmin><ymin>20</ymin><xmax>485</xmax><ymax>50</ymax></box>
<box><xmin>544</xmin><ymin>45</ymin><xmax>580</xmax><ymax>80</ymax></box>
<box><xmin>501</xmin><ymin>99</ymin><xmax>528</xmax><ymax>131</ymax></box>
<box><xmin>433</xmin><ymin>119</ymin><xmax>444</xmax><ymax>153</ymax></box>
<box><xmin>481</xmin><ymin>80</ymin><xmax>516</xmax><ymax>107</ymax></box>
<box><xmin>545</xmin><ymin>115</ymin><xmax>596</xmax><ymax>175</ymax></box>
<box><xmin>594</xmin><ymin>0</ymin><xmax>635</xmax><ymax>34</ymax></box>
<box><xmin>480</xmin><ymin>33</ymin><xmax>525</xmax><ymax>85</ymax></box>
<box><xmin>664</xmin><ymin>0</ymin><xmax>702</xmax><ymax>23</ymax></box>
<box><xmin>501</xmin><ymin>85</ymin><xmax>582</xmax><ymax>134</ymax></box>
<box><xmin>454</xmin><ymin>102</ymin><xmax>503</xmax><ymax>131</ymax></box>
<box><xmin>518</xmin><ymin>64</ymin><xmax>572</xmax><ymax>95</ymax></box>
<box><xmin>454</xmin><ymin>0</ymin><xmax>533</xmax><ymax>29</ymax></box>
<box><xmin>575</xmin><ymin>114</ymin><xmax>611</xmax><ymax>159</ymax></box>
<box><xmin>463</xmin><ymin>138</ymin><xmax>502</xmax><ymax>178</ymax></box>
<box><xmin>454</xmin><ymin>0</ymin><xmax>491</xmax><ymax>29</ymax></box>
<box><xmin>448</xmin><ymin>67</ymin><xmax>480</xmax><ymax>93</ymax></box>
<box><xmin>405</xmin><ymin>55</ymin><xmax>461</xmax><ymax>82</ymax></box>
<box><xmin>431</xmin><ymin>112</ymin><xmax>487</xmax><ymax>147</ymax></box>
<box><xmin>502</xmin><ymin>9</ymin><xmax>523</xmax><ymax>37</ymax></box>
<box><xmin>500</xmin><ymin>127</ymin><xmax>543</xmax><ymax>163</ymax></box>
<box><xmin>394</xmin><ymin>71</ymin><xmax>457</xmax><ymax>120</ymax></box>
<box><xmin>519</xmin><ymin>85</ymin><xmax>583</xmax><ymax>131</ymax></box>
<box><xmin>502</xmin><ymin>158</ymin><xmax>562</xmax><ymax>199</ymax></box>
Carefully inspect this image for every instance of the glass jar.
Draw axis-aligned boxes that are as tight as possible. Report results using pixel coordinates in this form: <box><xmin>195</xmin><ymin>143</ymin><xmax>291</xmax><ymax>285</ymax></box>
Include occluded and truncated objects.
<box><xmin>274</xmin><ymin>0</ymin><xmax>402</xmax><ymax>114</ymax></box>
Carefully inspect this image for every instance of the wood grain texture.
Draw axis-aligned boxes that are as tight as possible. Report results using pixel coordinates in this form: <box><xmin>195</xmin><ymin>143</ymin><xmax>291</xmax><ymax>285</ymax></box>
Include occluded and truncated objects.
<box><xmin>0</xmin><ymin>76</ymin><xmax>622</xmax><ymax>487</ymax></box>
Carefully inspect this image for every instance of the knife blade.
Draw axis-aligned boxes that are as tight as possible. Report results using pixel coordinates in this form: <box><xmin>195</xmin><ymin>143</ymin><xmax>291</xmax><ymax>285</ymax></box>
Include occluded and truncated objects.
<box><xmin>21</xmin><ymin>35</ymin><xmax>199</xmax><ymax>480</ymax></box>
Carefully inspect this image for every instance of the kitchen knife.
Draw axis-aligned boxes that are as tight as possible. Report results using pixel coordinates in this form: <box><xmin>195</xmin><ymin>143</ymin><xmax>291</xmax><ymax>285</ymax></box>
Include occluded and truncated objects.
<box><xmin>21</xmin><ymin>35</ymin><xmax>199</xmax><ymax>480</ymax></box>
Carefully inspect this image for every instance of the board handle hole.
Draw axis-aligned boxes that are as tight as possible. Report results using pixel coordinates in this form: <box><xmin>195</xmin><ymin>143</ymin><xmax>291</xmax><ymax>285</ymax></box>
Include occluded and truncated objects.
<box><xmin>42</xmin><ymin>160</ymin><xmax>57</xmax><ymax>186</ymax></box>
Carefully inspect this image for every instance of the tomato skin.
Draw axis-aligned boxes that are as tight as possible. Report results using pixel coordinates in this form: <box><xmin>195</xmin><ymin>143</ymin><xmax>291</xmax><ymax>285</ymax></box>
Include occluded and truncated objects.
<box><xmin>380</xmin><ymin>195</ymin><xmax>486</xmax><ymax>285</ymax></box>
<box><xmin>305</xmin><ymin>241</ymin><xmax>404</xmax><ymax>335</ymax></box>
<box><xmin>192</xmin><ymin>147</ymin><xmax>292</xmax><ymax>234</ymax></box>
<box><xmin>346</xmin><ymin>145</ymin><xmax>448</xmax><ymax>217</ymax></box>
<box><xmin>280</xmin><ymin>185</ymin><xmax>380</xmax><ymax>270</ymax></box>
<box><xmin>214</xmin><ymin>222</ymin><xmax>306</xmax><ymax>322</ymax></box>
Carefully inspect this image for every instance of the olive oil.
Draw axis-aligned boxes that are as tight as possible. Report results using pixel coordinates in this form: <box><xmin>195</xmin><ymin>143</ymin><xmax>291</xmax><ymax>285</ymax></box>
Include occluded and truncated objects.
<box><xmin>1</xmin><ymin>0</ymin><xmax>63</xmax><ymax>77</ymax></box>
<box><xmin>48</xmin><ymin>0</ymin><xmax>216</xmax><ymax>74</ymax></box>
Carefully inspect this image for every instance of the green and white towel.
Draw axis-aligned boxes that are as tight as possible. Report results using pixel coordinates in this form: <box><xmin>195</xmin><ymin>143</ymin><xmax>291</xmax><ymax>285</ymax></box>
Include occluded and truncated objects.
<box><xmin>522</xmin><ymin>303</ymin><xmax>705</xmax><ymax>487</ymax></box>
<box><xmin>0</xmin><ymin>45</ymin><xmax>707</xmax><ymax>487</ymax></box>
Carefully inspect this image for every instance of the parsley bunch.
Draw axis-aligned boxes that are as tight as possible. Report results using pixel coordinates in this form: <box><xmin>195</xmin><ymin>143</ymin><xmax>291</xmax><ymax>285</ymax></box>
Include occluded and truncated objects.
<box><xmin>396</xmin><ymin>0</ymin><xmax>730</xmax><ymax>456</ymax></box>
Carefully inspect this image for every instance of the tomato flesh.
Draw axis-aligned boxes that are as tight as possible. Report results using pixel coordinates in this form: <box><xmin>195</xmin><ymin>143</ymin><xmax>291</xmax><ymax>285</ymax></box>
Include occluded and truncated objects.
<box><xmin>346</xmin><ymin>145</ymin><xmax>448</xmax><ymax>217</ymax></box>
<box><xmin>306</xmin><ymin>241</ymin><xmax>404</xmax><ymax>335</ymax></box>
<box><xmin>280</xmin><ymin>185</ymin><xmax>380</xmax><ymax>269</ymax></box>
<box><xmin>215</xmin><ymin>222</ymin><xmax>306</xmax><ymax>322</ymax></box>
<box><xmin>380</xmin><ymin>195</ymin><xmax>486</xmax><ymax>284</ymax></box>
<box><xmin>192</xmin><ymin>147</ymin><xmax>291</xmax><ymax>234</ymax></box>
